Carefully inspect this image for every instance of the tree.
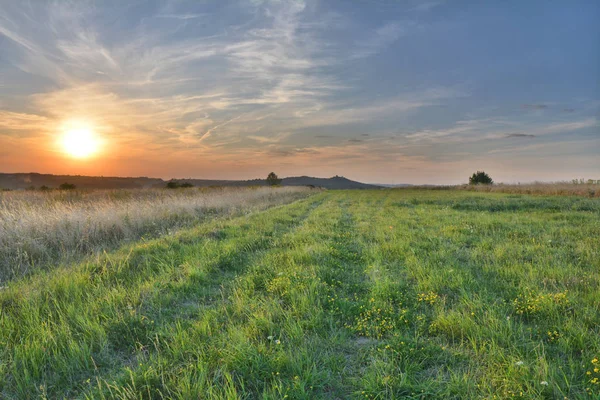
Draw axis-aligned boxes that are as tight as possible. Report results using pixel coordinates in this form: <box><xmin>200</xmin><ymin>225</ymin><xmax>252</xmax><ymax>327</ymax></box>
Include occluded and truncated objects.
<box><xmin>469</xmin><ymin>171</ymin><xmax>493</xmax><ymax>185</ymax></box>
<box><xmin>266</xmin><ymin>172</ymin><xmax>281</xmax><ymax>186</ymax></box>
<box><xmin>59</xmin><ymin>182</ymin><xmax>76</xmax><ymax>190</ymax></box>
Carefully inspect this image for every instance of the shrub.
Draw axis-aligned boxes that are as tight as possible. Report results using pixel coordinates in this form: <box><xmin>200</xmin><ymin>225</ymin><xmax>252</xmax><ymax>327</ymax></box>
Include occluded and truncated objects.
<box><xmin>469</xmin><ymin>171</ymin><xmax>493</xmax><ymax>185</ymax></box>
<box><xmin>59</xmin><ymin>183</ymin><xmax>76</xmax><ymax>190</ymax></box>
<box><xmin>166</xmin><ymin>181</ymin><xmax>194</xmax><ymax>189</ymax></box>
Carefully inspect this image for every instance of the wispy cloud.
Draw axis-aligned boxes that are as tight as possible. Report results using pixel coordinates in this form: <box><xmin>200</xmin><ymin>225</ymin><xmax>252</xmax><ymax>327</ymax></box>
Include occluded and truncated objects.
<box><xmin>506</xmin><ymin>133</ymin><xmax>536</xmax><ymax>138</ymax></box>
<box><xmin>522</xmin><ymin>104</ymin><xmax>548</xmax><ymax>110</ymax></box>
<box><xmin>351</xmin><ymin>22</ymin><xmax>408</xmax><ymax>59</ymax></box>
<box><xmin>404</xmin><ymin>117</ymin><xmax>597</xmax><ymax>143</ymax></box>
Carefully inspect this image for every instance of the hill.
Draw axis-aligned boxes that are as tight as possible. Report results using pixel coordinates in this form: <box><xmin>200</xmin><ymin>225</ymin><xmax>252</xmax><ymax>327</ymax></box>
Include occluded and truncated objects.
<box><xmin>0</xmin><ymin>172</ymin><xmax>381</xmax><ymax>190</ymax></box>
<box><xmin>282</xmin><ymin>175</ymin><xmax>379</xmax><ymax>189</ymax></box>
<box><xmin>176</xmin><ymin>175</ymin><xmax>380</xmax><ymax>189</ymax></box>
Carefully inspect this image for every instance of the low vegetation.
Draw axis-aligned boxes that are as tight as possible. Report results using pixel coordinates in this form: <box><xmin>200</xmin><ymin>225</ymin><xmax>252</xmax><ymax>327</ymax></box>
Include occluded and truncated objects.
<box><xmin>0</xmin><ymin>186</ymin><xmax>312</xmax><ymax>281</ymax></box>
<box><xmin>0</xmin><ymin>189</ymin><xmax>598</xmax><ymax>398</ymax></box>
<box><xmin>165</xmin><ymin>181</ymin><xmax>194</xmax><ymax>189</ymax></box>
<box><xmin>468</xmin><ymin>171</ymin><xmax>493</xmax><ymax>185</ymax></box>
<box><xmin>458</xmin><ymin>181</ymin><xmax>600</xmax><ymax>198</ymax></box>
<box><xmin>267</xmin><ymin>172</ymin><xmax>282</xmax><ymax>186</ymax></box>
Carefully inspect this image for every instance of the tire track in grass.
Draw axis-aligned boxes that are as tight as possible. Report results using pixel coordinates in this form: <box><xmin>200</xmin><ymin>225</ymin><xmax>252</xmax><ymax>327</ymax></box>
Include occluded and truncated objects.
<box><xmin>348</xmin><ymin>192</ymin><xmax>455</xmax><ymax>399</ymax></box>
<box><xmin>0</xmin><ymin>195</ymin><xmax>325</xmax><ymax>399</ymax></box>
<box><xmin>311</xmin><ymin>191</ymin><xmax>396</xmax><ymax>398</ymax></box>
<box><xmin>86</xmin><ymin>194</ymin><xmax>343</xmax><ymax>399</ymax></box>
<box><xmin>82</xmin><ymin>195</ymin><xmax>328</xmax><ymax>399</ymax></box>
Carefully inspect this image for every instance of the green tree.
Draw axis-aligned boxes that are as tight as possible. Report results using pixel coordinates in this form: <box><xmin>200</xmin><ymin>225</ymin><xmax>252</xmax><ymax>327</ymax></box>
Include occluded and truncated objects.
<box><xmin>469</xmin><ymin>171</ymin><xmax>493</xmax><ymax>185</ymax></box>
<box><xmin>266</xmin><ymin>172</ymin><xmax>281</xmax><ymax>186</ymax></box>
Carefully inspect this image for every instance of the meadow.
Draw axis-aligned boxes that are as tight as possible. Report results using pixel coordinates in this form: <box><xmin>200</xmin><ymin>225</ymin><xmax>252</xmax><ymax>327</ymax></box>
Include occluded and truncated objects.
<box><xmin>0</xmin><ymin>189</ymin><xmax>599</xmax><ymax>399</ymax></box>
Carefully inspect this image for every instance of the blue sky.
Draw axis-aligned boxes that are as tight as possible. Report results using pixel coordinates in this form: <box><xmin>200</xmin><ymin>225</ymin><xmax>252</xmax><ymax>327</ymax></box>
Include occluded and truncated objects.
<box><xmin>0</xmin><ymin>0</ymin><xmax>598</xmax><ymax>183</ymax></box>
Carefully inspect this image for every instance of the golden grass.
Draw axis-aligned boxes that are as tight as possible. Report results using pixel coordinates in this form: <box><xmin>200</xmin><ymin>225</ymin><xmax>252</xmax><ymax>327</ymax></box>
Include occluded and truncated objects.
<box><xmin>0</xmin><ymin>186</ymin><xmax>313</xmax><ymax>281</ymax></box>
<box><xmin>458</xmin><ymin>182</ymin><xmax>600</xmax><ymax>197</ymax></box>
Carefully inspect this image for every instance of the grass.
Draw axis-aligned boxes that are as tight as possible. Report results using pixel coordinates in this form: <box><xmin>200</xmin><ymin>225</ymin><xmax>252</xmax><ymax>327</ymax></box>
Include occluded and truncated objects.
<box><xmin>0</xmin><ymin>186</ymin><xmax>313</xmax><ymax>282</ymax></box>
<box><xmin>455</xmin><ymin>182</ymin><xmax>600</xmax><ymax>198</ymax></box>
<box><xmin>0</xmin><ymin>189</ymin><xmax>598</xmax><ymax>399</ymax></box>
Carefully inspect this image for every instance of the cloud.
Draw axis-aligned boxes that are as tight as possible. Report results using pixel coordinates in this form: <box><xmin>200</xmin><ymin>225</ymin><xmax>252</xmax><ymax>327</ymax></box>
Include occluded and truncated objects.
<box><xmin>198</xmin><ymin>114</ymin><xmax>247</xmax><ymax>142</ymax></box>
<box><xmin>0</xmin><ymin>111</ymin><xmax>49</xmax><ymax>133</ymax></box>
<box><xmin>522</xmin><ymin>104</ymin><xmax>548</xmax><ymax>110</ymax></box>
<box><xmin>411</xmin><ymin>1</ymin><xmax>445</xmax><ymax>12</ymax></box>
<box><xmin>505</xmin><ymin>133</ymin><xmax>536</xmax><ymax>138</ymax></box>
<box><xmin>291</xmin><ymin>86</ymin><xmax>465</xmax><ymax>128</ymax></box>
<box><xmin>157</xmin><ymin>13</ymin><xmax>206</xmax><ymax>20</ymax></box>
<box><xmin>247</xmin><ymin>132</ymin><xmax>292</xmax><ymax>143</ymax></box>
<box><xmin>403</xmin><ymin>117</ymin><xmax>597</xmax><ymax>144</ymax></box>
<box><xmin>351</xmin><ymin>22</ymin><xmax>408</xmax><ymax>59</ymax></box>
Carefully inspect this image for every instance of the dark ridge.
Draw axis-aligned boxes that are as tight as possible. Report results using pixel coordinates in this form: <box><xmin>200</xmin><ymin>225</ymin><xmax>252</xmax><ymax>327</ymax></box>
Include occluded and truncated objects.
<box><xmin>0</xmin><ymin>173</ymin><xmax>382</xmax><ymax>190</ymax></box>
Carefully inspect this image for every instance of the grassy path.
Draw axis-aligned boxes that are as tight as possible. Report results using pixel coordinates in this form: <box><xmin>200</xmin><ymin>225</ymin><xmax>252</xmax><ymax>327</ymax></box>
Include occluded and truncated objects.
<box><xmin>1</xmin><ymin>190</ymin><xmax>599</xmax><ymax>399</ymax></box>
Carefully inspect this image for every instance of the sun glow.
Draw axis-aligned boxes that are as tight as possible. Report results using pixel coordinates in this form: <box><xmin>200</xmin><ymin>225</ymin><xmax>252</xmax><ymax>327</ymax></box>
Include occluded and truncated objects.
<box><xmin>60</xmin><ymin>126</ymin><xmax>101</xmax><ymax>159</ymax></box>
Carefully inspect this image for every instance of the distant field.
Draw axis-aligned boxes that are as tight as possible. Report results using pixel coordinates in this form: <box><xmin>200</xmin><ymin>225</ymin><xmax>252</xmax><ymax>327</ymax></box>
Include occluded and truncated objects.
<box><xmin>1</xmin><ymin>190</ymin><xmax>599</xmax><ymax>399</ymax></box>
<box><xmin>454</xmin><ymin>182</ymin><xmax>600</xmax><ymax>198</ymax></box>
<box><xmin>0</xmin><ymin>186</ymin><xmax>313</xmax><ymax>282</ymax></box>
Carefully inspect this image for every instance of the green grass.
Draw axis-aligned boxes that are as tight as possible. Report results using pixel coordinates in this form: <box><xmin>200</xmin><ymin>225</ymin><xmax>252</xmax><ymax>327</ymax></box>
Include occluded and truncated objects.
<box><xmin>0</xmin><ymin>190</ymin><xmax>599</xmax><ymax>399</ymax></box>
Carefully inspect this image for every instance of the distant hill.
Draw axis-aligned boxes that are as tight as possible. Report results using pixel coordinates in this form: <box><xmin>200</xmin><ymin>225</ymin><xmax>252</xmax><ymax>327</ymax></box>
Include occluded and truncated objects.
<box><xmin>0</xmin><ymin>173</ymin><xmax>381</xmax><ymax>190</ymax></box>
<box><xmin>281</xmin><ymin>176</ymin><xmax>380</xmax><ymax>189</ymax></box>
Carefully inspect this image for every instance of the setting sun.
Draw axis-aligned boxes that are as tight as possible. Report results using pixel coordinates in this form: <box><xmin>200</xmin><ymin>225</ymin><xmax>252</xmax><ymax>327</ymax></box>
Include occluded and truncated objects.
<box><xmin>61</xmin><ymin>127</ymin><xmax>101</xmax><ymax>159</ymax></box>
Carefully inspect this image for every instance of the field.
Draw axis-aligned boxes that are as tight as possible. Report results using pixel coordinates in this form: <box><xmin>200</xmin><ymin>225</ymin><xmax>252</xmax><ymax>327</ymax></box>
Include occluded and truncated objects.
<box><xmin>0</xmin><ymin>189</ymin><xmax>599</xmax><ymax>399</ymax></box>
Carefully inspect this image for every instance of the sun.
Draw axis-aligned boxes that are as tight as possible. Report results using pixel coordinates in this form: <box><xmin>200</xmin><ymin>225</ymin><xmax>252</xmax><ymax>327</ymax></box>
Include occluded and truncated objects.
<box><xmin>61</xmin><ymin>127</ymin><xmax>101</xmax><ymax>159</ymax></box>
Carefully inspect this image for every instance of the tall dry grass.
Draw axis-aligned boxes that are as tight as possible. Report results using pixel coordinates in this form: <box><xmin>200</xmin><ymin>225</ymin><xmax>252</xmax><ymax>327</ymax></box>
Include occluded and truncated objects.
<box><xmin>457</xmin><ymin>182</ymin><xmax>600</xmax><ymax>197</ymax></box>
<box><xmin>0</xmin><ymin>186</ymin><xmax>313</xmax><ymax>281</ymax></box>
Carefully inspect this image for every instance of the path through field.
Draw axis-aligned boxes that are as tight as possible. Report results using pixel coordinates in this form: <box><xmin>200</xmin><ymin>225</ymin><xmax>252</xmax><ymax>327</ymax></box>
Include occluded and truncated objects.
<box><xmin>1</xmin><ymin>190</ymin><xmax>599</xmax><ymax>399</ymax></box>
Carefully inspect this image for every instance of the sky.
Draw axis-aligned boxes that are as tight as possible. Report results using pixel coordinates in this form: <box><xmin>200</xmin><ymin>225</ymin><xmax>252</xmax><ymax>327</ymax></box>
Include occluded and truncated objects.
<box><xmin>0</xmin><ymin>0</ymin><xmax>598</xmax><ymax>184</ymax></box>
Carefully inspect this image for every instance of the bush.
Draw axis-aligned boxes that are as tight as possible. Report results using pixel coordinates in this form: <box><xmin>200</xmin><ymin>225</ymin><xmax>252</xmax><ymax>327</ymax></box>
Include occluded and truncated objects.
<box><xmin>469</xmin><ymin>171</ymin><xmax>493</xmax><ymax>185</ymax></box>
<box><xmin>166</xmin><ymin>181</ymin><xmax>193</xmax><ymax>189</ymax></box>
<box><xmin>59</xmin><ymin>183</ymin><xmax>76</xmax><ymax>190</ymax></box>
